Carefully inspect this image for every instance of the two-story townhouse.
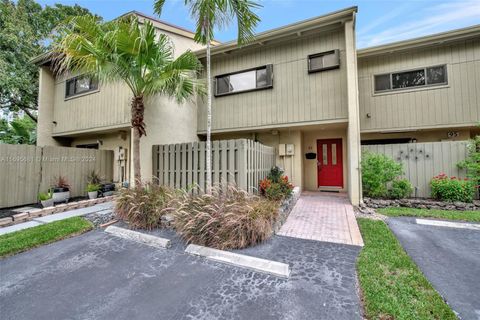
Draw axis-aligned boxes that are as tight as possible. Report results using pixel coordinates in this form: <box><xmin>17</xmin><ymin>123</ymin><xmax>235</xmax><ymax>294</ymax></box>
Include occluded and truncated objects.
<box><xmin>34</xmin><ymin>11</ymin><xmax>211</xmax><ymax>183</ymax></box>
<box><xmin>358</xmin><ymin>25</ymin><xmax>480</xmax><ymax>144</ymax></box>
<box><xmin>195</xmin><ymin>7</ymin><xmax>362</xmax><ymax>204</ymax></box>
<box><xmin>33</xmin><ymin>6</ymin><xmax>480</xmax><ymax>206</ymax></box>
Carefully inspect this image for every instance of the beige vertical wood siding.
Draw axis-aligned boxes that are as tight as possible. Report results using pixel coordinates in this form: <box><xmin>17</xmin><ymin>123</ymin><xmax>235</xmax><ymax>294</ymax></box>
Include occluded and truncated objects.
<box><xmin>362</xmin><ymin>141</ymin><xmax>469</xmax><ymax>198</ymax></box>
<box><xmin>0</xmin><ymin>145</ymin><xmax>113</xmax><ymax>208</ymax></box>
<box><xmin>50</xmin><ymin>26</ymin><xmax>204</xmax><ymax>137</ymax></box>
<box><xmin>197</xmin><ymin>28</ymin><xmax>348</xmax><ymax>133</ymax></box>
<box><xmin>153</xmin><ymin>139</ymin><xmax>275</xmax><ymax>193</ymax></box>
<box><xmin>52</xmin><ymin>76</ymin><xmax>131</xmax><ymax>135</ymax></box>
<box><xmin>358</xmin><ymin>38</ymin><xmax>480</xmax><ymax>132</ymax></box>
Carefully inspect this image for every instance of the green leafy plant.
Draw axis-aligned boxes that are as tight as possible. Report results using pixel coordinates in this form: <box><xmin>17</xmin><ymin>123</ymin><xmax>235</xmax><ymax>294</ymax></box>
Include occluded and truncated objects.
<box><xmin>361</xmin><ymin>152</ymin><xmax>403</xmax><ymax>198</ymax></box>
<box><xmin>430</xmin><ymin>173</ymin><xmax>475</xmax><ymax>203</ymax></box>
<box><xmin>388</xmin><ymin>178</ymin><xmax>413</xmax><ymax>199</ymax></box>
<box><xmin>38</xmin><ymin>190</ymin><xmax>52</xmax><ymax>201</ymax></box>
<box><xmin>173</xmin><ymin>185</ymin><xmax>279</xmax><ymax>249</ymax></box>
<box><xmin>457</xmin><ymin>132</ymin><xmax>480</xmax><ymax>188</ymax></box>
<box><xmin>86</xmin><ymin>183</ymin><xmax>100</xmax><ymax>192</ymax></box>
<box><xmin>114</xmin><ymin>183</ymin><xmax>177</xmax><ymax>229</ymax></box>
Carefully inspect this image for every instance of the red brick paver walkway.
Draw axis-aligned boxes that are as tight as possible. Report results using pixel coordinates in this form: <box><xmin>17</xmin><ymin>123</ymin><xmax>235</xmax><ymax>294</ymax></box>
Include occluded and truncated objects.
<box><xmin>278</xmin><ymin>192</ymin><xmax>364</xmax><ymax>246</ymax></box>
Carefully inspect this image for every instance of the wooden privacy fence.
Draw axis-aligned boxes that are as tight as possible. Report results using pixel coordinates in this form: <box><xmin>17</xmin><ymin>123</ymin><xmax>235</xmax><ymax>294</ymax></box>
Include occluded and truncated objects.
<box><xmin>0</xmin><ymin>144</ymin><xmax>114</xmax><ymax>208</ymax></box>
<box><xmin>153</xmin><ymin>139</ymin><xmax>276</xmax><ymax>193</ymax></box>
<box><xmin>362</xmin><ymin>140</ymin><xmax>469</xmax><ymax>198</ymax></box>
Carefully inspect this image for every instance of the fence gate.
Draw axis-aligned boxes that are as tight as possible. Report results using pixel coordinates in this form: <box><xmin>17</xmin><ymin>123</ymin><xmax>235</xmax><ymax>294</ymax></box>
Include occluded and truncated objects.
<box><xmin>152</xmin><ymin>139</ymin><xmax>275</xmax><ymax>193</ymax></box>
<box><xmin>362</xmin><ymin>140</ymin><xmax>469</xmax><ymax>198</ymax></box>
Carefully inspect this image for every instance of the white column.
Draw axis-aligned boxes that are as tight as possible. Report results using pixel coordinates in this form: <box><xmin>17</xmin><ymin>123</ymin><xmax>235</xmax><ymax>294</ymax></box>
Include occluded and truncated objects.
<box><xmin>344</xmin><ymin>18</ymin><xmax>362</xmax><ymax>206</ymax></box>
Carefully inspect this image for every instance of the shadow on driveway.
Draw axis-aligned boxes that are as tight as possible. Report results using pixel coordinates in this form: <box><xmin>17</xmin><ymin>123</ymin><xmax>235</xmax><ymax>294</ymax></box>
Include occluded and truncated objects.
<box><xmin>0</xmin><ymin>229</ymin><xmax>362</xmax><ymax>320</ymax></box>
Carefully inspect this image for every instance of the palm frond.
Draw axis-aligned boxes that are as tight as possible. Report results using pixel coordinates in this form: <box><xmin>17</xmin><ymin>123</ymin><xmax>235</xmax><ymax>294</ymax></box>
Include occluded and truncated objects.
<box><xmin>52</xmin><ymin>15</ymin><xmax>203</xmax><ymax>100</ymax></box>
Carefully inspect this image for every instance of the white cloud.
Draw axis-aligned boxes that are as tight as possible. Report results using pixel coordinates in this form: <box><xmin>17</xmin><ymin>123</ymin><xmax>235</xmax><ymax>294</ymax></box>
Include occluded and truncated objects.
<box><xmin>358</xmin><ymin>0</ymin><xmax>480</xmax><ymax>48</ymax></box>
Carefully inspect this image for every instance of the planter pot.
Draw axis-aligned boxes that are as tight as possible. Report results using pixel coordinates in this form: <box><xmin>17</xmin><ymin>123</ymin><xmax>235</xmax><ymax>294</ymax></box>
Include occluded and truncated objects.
<box><xmin>41</xmin><ymin>198</ymin><xmax>54</xmax><ymax>208</ymax></box>
<box><xmin>88</xmin><ymin>191</ymin><xmax>98</xmax><ymax>199</ymax></box>
<box><xmin>52</xmin><ymin>187</ymin><xmax>70</xmax><ymax>203</ymax></box>
<box><xmin>99</xmin><ymin>183</ymin><xmax>115</xmax><ymax>197</ymax></box>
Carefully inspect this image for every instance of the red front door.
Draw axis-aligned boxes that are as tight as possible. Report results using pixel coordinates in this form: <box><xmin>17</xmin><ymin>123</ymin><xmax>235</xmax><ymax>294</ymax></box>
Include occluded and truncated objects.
<box><xmin>317</xmin><ymin>139</ymin><xmax>343</xmax><ymax>188</ymax></box>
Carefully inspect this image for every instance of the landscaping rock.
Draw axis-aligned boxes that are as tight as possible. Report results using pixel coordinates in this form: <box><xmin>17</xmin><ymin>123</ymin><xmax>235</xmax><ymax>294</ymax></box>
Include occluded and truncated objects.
<box><xmin>161</xmin><ymin>214</ymin><xmax>175</xmax><ymax>227</ymax></box>
<box><xmin>0</xmin><ymin>217</ymin><xmax>13</xmax><ymax>227</ymax></box>
<box><xmin>12</xmin><ymin>212</ymin><xmax>29</xmax><ymax>222</ymax></box>
<box><xmin>84</xmin><ymin>211</ymin><xmax>116</xmax><ymax>227</ymax></box>
<box><xmin>364</xmin><ymin>197</ymin><xmax>480</xmax><ymax>212</ymax></box>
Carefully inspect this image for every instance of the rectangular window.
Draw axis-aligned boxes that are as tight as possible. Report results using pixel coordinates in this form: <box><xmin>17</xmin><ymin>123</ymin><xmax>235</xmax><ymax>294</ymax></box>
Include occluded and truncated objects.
<box><xmin>65</xmin><ymin>75</ymin><xmax>98</xmax><ymax>98</ymax></box>
<box><xmin>308</xmin><ymin>50</ymin><xmax>340</xmax><ymax>73</ymax></box>
<box><xmin>374</xmin><ymin>65</ymin><xmax>447</xmax><ymax>93</ymax></box>
<box><xmin>214</xmin><ymin>65</ymin><xmax>273</xmax><ymax>97</ymax></box>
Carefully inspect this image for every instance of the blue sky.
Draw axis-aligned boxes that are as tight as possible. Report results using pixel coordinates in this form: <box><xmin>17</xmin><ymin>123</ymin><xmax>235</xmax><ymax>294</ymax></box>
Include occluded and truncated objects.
<box><xmin>37</xmin><ymin>0</ymin><xmax>480</xmax><ymax>48</ymax></box>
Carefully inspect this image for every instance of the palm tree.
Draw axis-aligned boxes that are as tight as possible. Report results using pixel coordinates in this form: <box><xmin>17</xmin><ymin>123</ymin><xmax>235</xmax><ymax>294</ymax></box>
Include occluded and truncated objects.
<box><xmin>52</xmin><ymin>15</ymin><xmax>204</xmax><ymax>185</ymax></box>
<box><xmin>154</xmin><ymin>0</ymin><xmax>260</xmax><ymax>191</ymax></box>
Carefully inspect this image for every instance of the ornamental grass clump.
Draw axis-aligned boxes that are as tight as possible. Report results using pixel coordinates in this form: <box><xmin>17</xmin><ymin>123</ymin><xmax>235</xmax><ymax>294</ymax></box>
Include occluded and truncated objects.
<box><xmin>115</xmin><ymin>183</ymin><xmax>177</xmax><ymax>229</ymax></box>
<box><xmin>173</xmin><ymin>185</ymin><xmax>279</xmax><ymax>250</ymax></box>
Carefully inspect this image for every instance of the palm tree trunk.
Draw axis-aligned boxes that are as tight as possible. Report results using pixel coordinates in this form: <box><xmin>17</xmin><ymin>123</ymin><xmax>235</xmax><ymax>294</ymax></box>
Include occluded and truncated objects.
<box><xmin>205</xmin><ymin>24</ymin><xmax>212</xmax><ymax>193</ymax></box>
<box><xmin>131</xmin><ymin>95</ymin><xmax>146</xmax><ymax>186</ymax></box>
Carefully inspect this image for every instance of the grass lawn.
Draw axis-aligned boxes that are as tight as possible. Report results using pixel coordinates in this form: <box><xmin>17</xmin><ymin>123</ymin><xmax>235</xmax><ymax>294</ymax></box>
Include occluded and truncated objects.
<box><xmin>357</xmin><ymin>218</ymin><xmax>457</xmax><ymax>320</ymax></box>
<box><xmin>0</xmin><ymin>217</ymin><xmax>93</xmax><ymax>258</ymax></box>
<box><xmin>377</xmin><ymin>207</ymin><xmax>480</xmax><ymax>223</ymax></box>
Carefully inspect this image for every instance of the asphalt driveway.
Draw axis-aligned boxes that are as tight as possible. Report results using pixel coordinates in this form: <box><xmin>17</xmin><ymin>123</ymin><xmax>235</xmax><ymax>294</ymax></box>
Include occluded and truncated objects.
<box><xmin>388</xmin><ymin>217</ymin><xmax>480</xmax><ymax>320</ymax></box>
<box><xmin>0</xmin><ymin>228</ymin><xmax>362</xmax><ymax>320</ymax></box>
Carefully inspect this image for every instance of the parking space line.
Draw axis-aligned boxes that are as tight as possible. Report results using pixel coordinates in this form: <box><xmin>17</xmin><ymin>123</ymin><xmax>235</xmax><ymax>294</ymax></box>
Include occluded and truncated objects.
<box><xmin>416</xmin><ymin>219</ymin><xmax>480</xmax><ymax>231</ymax></box>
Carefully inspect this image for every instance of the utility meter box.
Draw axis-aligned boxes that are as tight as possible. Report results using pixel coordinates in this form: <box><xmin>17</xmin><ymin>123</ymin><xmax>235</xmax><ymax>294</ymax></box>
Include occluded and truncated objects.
<box><xmin>286</xmin><ymin>144</ymin><xmax>295</xmax><ymax>155</ymax></box>
<box><xmin>278</xmin><ymin>144</ymin><xmax>286</xmax><ymax>156</ymax></box>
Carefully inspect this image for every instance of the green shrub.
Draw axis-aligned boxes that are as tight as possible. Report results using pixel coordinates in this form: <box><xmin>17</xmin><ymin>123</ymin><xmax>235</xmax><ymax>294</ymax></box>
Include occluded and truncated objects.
<box><xmin>86</xmin><ymin>183</ymin><xmax>100</xmax><ymax>192</ymax></box>
<box><xmin>38</xmin><ymin>191</ymin><xmax>52</xmax><ymax>201</ymax></box>
<box><xmin>114</xmin><ymin>183</ymin><xmax>177</xmax><ymax>229</ymax></box>
<box><xmin>361</xmin><ymin>152</ymin><xmax>403</xmax><ymax>198</ymax></box>
<box><xmin>173</xmin><ymin>185</ymin><xmax>279</xmax><ymax>249</ymax></box>
<box><xmin>430</xmin><ymin>173</ymin><xmax>475</xmax><ymax>203</ymax></box>
<box><xmin>457</xmin><ymin>132</ymin><xmax>480</xmax><ymax>187</ymax></box>
<box><xmin>389</xmin><ymin>178</ymin><xmax>413</xmax><ymax>199</ymax></box>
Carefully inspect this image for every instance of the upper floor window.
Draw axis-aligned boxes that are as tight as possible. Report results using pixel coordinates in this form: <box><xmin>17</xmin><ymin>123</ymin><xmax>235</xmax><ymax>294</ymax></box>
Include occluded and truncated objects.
<box><xmin>214</xmin><ymin>65</ymin><xmax>273</xmax><ymax>97</ymax></box>
<box><xmin>65</xmin><ymin>75</ymin><xmax>98</xmax><ymax>99</ymax></box>
<box><xmin>308</xmin><ymin>50</ymin><xmax>340</xmax><ymax>73</ymax></box>
<box><xmin>374</xmin><ymin>65</ymin><xmax>447</xmax><ymax>93</ymax></box>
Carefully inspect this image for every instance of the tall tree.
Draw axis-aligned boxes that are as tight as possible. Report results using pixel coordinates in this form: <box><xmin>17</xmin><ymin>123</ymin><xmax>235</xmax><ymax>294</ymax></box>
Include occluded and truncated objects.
<box><xmin>52</xmin><ymin>16</ymin><xmax>203</xmax><ymax>184</ymax></box>
<box><xmin>154</xmin><ymin>0</ymin><xmax>260</xmax><ymax>191</ymax></box>
<box><xmin>0</xmin><ymin>0</ymin><xmax>97</xmax><ymax>122</ymax></box>
<box><xmin>0</xmin><ymin>116</ymin><xmax>37</xmax><ymax>145</ymax></box>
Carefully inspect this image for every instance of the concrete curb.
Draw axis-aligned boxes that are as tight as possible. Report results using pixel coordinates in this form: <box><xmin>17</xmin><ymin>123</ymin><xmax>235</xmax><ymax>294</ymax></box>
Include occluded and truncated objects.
<box><xmin>185</xmin><ymin>244</ymin><xmax>291</xmax><ymax>278</ymax></box>
<box><xmin>416</xmin><ymin>219</ymin><xmax>480</xmax><ymax>231</ymax></box>
<box><xmin>104</xmin><ymin>226</ymin><xmax>171</xmax><ymax>249</ymax></box>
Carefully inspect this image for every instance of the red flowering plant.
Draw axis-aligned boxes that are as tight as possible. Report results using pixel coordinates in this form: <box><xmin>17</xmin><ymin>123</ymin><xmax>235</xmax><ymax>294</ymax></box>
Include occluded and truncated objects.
<box><xmin>430</xmin><ymin>173</ymin><xmax>475</xmax><ymax>203</ymax></box>
<box><xmin>259</xmin><ymin>167</ymin><xmax>294</xmax><ymax>201</ymax></box>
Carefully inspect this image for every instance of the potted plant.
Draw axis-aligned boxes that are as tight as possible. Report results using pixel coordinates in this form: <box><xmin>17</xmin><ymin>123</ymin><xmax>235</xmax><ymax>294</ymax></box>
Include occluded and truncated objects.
<box><xmin>52</xmin><ymin>176</ymin><xmax>70</xmax><ymax>203</ymax></box>
<box><xmin>38</xmin><ymin>190</ymin><xmax>54</xmax><ymax>208</ymax></box>
<box><xmin>86</xmin><ymin>183</ymin><xmax>100</xmax><ymax>199</ymax></box>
